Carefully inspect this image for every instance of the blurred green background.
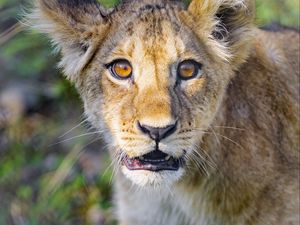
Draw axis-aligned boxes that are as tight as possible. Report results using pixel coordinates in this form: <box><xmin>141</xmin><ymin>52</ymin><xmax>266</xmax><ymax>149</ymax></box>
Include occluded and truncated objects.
<box><xmin>0</xmin><ymin>0</ymin><xmax>299</xmax><ymax>225</ymax></box>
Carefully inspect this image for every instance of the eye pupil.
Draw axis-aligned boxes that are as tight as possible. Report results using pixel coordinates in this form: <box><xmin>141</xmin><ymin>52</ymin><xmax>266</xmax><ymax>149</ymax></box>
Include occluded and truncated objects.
<box><xmin>115</xmin><ymin>63</ymin><xmax>130</xmax><ymax>76</ymax></box>
<box><xmin>178</xmin><ymin>60</ymin><xmax>201</xmax><ymax>80</ymax></box>
<box><xmin>109</xmin><ymin>59</ymin><xmax>132</xmax><ymax>79</ymax></box>
<box><xmin>180</xmin><ymin>64</ymin><xmax>195</xmax><ymax>77</ymax></box>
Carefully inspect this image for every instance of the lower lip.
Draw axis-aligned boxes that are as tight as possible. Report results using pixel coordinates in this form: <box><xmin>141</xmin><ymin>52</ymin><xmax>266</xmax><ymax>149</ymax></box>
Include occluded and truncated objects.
<box><xmin>123</xmin><ymin>156</ymin><xmax>183</xmax><ymax>172</ymax></box>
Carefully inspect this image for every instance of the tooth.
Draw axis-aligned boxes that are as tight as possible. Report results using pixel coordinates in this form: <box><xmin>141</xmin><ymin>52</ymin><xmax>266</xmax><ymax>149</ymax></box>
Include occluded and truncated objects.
<box><xmin>165</xmin><ymin>156</ymin><xmax>171</xmax><ymax>160</ymax></box>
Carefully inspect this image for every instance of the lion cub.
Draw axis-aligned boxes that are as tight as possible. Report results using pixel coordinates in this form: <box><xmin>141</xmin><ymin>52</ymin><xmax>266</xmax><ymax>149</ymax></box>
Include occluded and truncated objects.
<box><xmin>30</xmin><ymin>0</ymin><xmax>299</xmax><ymax>224</ymax></box>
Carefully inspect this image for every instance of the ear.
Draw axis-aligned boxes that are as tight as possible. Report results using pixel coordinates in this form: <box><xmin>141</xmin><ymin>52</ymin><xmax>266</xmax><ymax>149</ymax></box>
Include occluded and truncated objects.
<box><xmin>187</xmin><ymin>0</ymin><xmax>255</xmax><ymax>68</ymax></box>
<box><xmin>28</xmin><ymin>0</ymin><xmax>112</xmax><ymax>82</ymax></box>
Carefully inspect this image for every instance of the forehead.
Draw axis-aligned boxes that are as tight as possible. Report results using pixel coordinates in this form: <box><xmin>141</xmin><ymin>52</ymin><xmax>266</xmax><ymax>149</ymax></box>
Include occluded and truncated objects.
<box><xmin>105</xmin><ymin>5</ymin><xmax>202</xmax><ymax>63</ymax></box>
<box><xmin>128</xmin><ymin>4</ymin><xmax>181</xmax><ymax>36</ymax></box>
<box><xmin>126</xmin><ymin>16</ymin><xmax>182</xmax><ymax>60</ymax></box>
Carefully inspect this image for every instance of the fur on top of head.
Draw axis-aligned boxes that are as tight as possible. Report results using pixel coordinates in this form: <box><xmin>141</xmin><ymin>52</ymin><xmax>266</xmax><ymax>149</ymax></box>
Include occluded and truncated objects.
<box><xmin>26</xmin><ymin>0</ymin><xmax>255</xmax><ymax>81</ymax></box>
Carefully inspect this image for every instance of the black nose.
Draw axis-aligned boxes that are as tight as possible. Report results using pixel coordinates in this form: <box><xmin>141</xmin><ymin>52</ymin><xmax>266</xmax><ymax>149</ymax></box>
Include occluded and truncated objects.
<box><xmin>138</xmin><ymin>121</ymin><xmax>177</xmax><ymax>141</ymax></box>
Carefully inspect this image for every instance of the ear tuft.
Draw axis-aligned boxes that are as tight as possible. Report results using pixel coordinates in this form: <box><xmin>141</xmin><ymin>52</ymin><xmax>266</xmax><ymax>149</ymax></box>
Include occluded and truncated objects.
<box><xmin>27</xmin><ymin>0</ymin><xmax>112</xmax><ymax>82</ymax></box>
<box><xmin>187</xmin><ymin>0</ymin><xmax>256</xmax><ymax>68</ymax></box>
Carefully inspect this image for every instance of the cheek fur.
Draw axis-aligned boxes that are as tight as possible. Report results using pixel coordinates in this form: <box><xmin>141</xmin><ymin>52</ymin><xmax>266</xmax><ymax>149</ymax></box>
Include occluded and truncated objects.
<box><xmin>184</xmin><ymin>77</ymin><xmax>206</xmax><ymax>98</ymax></box>
<box><xmin>102</xmin><ymin>76</ymin><xmax>139</xmax><ymax>131</ymax></box>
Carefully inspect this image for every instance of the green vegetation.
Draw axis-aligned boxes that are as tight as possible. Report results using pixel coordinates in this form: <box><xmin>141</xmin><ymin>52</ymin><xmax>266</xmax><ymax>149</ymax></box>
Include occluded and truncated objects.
<box><xmin>0</xmin><ymin>0</ymin><xmax>298</xmax><ymax>225</ymax></box>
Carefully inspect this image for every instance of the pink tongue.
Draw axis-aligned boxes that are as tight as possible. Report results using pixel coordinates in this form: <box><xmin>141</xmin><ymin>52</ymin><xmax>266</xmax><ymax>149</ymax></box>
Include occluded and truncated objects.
<box><xmin>126</xmin><ymin>158</ymin><xmax>143</xmax><ymax>167</ymax></box>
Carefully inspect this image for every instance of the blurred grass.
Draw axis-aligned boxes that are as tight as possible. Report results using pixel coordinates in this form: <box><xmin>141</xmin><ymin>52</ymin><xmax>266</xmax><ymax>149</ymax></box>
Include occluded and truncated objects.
<box><xmin>0</xmin><ymin>0</ymin><xmax>299</xmax><ymax>225</ymax></box>
<box><xmin>256</xmin><ymin>0</ymin><xmax>299</xmax><ymax>26</ymax></box>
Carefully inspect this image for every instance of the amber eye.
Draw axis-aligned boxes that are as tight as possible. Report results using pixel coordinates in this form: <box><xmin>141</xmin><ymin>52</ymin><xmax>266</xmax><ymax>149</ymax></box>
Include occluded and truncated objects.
<box><xmin>108</xmin><ymin>59</ymin><xmax>133</xmax><ymax>79</ymax></box>
<box><xmin>177</xmin><ymin>60</ymin><xmax>202</xmax><ymax>80</ymax></box>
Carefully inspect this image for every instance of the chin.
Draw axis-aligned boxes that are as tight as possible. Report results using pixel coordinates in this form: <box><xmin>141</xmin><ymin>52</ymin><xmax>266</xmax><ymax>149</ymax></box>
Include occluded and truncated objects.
<box><xmin>121</xmin><ymin>166</ymin><xmax>185</xmax><ymax>187</ymax></box>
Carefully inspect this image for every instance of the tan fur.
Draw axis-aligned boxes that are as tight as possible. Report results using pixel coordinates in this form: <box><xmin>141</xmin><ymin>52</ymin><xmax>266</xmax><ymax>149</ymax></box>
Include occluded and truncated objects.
<box><xmin>29</xmin><ymin>0</ymin><xmax>299</xmax><ymax>224</ymax></box>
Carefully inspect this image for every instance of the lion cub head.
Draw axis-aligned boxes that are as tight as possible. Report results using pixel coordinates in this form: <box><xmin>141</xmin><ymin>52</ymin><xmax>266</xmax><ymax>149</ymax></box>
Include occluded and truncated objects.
<box><xmin>31</xmin><ymin>0</ymin><xmax>255</xmax><ymax>187</ymax></box>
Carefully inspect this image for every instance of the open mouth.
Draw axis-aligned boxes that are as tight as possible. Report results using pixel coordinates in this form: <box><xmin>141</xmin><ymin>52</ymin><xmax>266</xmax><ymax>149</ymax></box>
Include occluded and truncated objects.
<box><xmin>122</xmin><ymin>150</ymin><xmax>185</xmax><ymax>172</ymax></box>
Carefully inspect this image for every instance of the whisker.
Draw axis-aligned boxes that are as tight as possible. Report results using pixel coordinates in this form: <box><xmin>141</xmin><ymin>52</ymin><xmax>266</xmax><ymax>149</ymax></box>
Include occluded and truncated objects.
<box><xmin>48</xmin><ymin>131</ymin><xmax>102</xmax><ymax>147</ymax></box>
<box><xmin>193</xmin><ymin>144</ymin><xmax>218</xmax><ymax>171</ymax></box>
<box><xmin>121</xmin><ymin>137</ymin><xmax>148</xmax><ymax>141</ymax></box>
<box><xmin>190</xmin><ymin>152</ymin><xmax>210</xmax><ymax>176</ymax></box>
<box><xmin>42</xmin><ymin>137</ymin><xmax>100</xmax><ymax>198</ymax></box>
<box><xmin>102</xmin><ymin>151</ymin><xmax>118</xmax><ymax>179</ymax></box>
<box><xmin>110</xmin><ymin>151</ymin><xmax>125</xmax><ymax>185</ymax></box>
<box><xmin>166</xmin><ymin>136</ymin><xmax>193</xmax><ymax>142</ymax></box>
<box><xmin>213</xmin><ymin>133</ymin><xmax>244</xmax><ymax>150</ymax></box>
<box><xmin>190</xmin><ymin>128</ymin><xmax>245</xmax><ymax>150</ymax></box>
<box><xmin>212</xmin><ymin>125</ymin><xmax>245</xmax><ymax>131</ymax></box>
<box><xmin>209</xmin><ymin>125</ymin><xmax>221</xmax><ymax>146</ymax></box>
<box><xmin>186</xmin><ymin>153</ymin><xmax>209</xmax><ymax>176</ymax></box>
<box><xmin>58</xmin><ymin>118</ymin><xmax>89</xmax><ymax>139</ymax></box>
<box><xmin>177</xmin><ymin>137</ymin><xmax>217</xmax><ymax>171</ymax></box>
<box><xmin>191</xmin><ymin>150</ymin><xmax>211</xmax><ymax>176</ymax></box>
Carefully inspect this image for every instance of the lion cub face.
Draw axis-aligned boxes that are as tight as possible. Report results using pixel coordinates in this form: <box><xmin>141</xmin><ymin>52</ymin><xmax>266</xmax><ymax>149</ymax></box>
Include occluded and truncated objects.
<box><xmin>84</xmin><ymin>12</ymin><xmax>233</xmax><ymax>187</ymax></box>
<box><xmin>32</xmin><ymin>0</ymin><xmax>254</xmax><ymax>187</ymax></box>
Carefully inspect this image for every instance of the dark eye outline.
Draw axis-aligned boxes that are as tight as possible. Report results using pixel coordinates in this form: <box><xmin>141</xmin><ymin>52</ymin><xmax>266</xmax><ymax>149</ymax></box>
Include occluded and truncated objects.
<box><xmin>177</xmin><ymin>60</ymin><xmax>202</xmax><ymax>80</ymax></box>
<box><xmin>105</xmin><ymin>59</ymin><xmax>133</xmax><ymax>80</ymax></box>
